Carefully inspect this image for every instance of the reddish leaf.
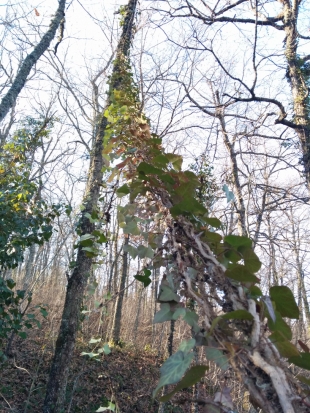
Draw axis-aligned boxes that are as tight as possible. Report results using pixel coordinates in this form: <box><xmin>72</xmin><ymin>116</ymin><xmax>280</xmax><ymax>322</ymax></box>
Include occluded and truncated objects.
<box><xmin>298</xmin><ymin>340</ymin><xmax>310</xmax><ymax>353</ymax></box>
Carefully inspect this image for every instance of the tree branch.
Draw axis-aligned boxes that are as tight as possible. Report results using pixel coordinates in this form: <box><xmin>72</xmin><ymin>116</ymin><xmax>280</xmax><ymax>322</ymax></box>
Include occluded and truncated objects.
<box><xmin>0</xmin><ymin>0</ymin><xmax>66</xmax><ymax>123</ymax></box>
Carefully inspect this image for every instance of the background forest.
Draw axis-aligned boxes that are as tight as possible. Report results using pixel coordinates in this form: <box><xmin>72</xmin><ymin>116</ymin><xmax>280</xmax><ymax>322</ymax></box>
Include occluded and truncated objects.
<box><xmin>1</xmin><ymin>0</ymin><xmax>310</xmax><ymax>412</ymax></box>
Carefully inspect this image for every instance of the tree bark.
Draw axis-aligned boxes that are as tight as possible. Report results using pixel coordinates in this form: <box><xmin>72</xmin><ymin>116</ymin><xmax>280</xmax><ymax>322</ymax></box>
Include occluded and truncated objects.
<box><xmin>111</xmin><ymin>236</ymin><xmax>129</xmax><ymax>343</ymax></box>
<box><xmin>0</xmin><ymin>0</ymin><xmax>66</xmax><ymax>124</ymax></box>
<box><xmin>43</xmin><ymin>1</ymin><xmax>137</xmax><ymax>411</ymax></box>
<box><xmin>282</xmin><ymin>1</ymin><xmax>310</xmax><ymax>190</ymax></box>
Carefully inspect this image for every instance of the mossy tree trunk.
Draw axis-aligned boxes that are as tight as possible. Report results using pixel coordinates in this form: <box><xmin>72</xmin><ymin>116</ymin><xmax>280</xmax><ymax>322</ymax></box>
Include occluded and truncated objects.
<box><xmin>43</xmin><ymin>2</ymin><xmax>137</xmax><ymax>412</ymax></box>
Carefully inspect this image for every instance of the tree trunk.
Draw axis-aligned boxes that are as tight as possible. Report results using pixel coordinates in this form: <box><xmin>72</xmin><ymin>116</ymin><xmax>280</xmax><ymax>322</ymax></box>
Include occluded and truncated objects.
<box><xmin>111</xmin><ymin>236</ymin><xmax>129</xmax><ymax>343</ymax></box>
<box><xmin>43</xmin><ymin>2</ymin><xmax>137</xmax><ymax>411</ymax></box>
<box><xmin>283</xmin><ymin>2</ymin><xmax>310</xmax><ymax>190</ymax></box>
<box><xmin>22</xmin><ymin>244</ymin><xmax>36</xmax><ymax>291</ymax></box>
<box><xmin>0</xmin><ymin>0</ymin><xmax>66</xmax><ymax>124</ymax></box>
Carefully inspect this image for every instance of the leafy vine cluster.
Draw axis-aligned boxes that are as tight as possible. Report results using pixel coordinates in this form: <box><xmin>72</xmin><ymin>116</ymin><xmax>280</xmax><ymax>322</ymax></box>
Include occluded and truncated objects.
<box><xmin>91</xmin><ymin>45</ymin><xmax>310</xmax><ymax>411</ymax></box>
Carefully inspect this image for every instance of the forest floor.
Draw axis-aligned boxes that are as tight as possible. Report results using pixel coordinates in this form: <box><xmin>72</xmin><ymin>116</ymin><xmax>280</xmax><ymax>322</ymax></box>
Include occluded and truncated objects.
<box><xmin>0</xmin><ymin>322</ymin><xmax>190</xmax><ymax>413</ymax></box>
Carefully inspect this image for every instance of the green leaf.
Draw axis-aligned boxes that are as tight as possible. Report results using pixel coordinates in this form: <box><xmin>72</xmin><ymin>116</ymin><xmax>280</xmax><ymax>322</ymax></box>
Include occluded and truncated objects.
<box><xmin>137</xmin><ymin>162</ymin><xmax>162</xmax><ymax>175</ymax></box>
<box><xmin>89</xmin><ymin>337</ymin><xmax>101</xmax><ymax>344</ymax></box>
<box><xmin>268</xmin><ymin>311</ymin><xmax>292</xmax><ymax>340</ymax></box>
<box><xmin>172</xmin><ymin>307</ymin><xmax>186</xmax><ymax>320</ymax></box>
<box><xmin>183</xmin><ymin>311</ymin><xmax>199</xmax><ymax>332</ymax></box>
<box><xmin>80</xmin><ymin>234</ymin><xmax>94</xmax><ymax>242</ymax></box>
<box><xmin>153</xmin><ymin>351</ymin><xmax>194</xmax><ymax>397</ymax></box>
<box><xmin>224</xmin><ymin>249</ymin><xmax>241</xmax><ymax>263</ymax></box>
<box><xmin>80</xmin><ymin>352</ymin><xmax>99</xmax><ymax>359</ymax></box>
<box><xmin>92</xmin><ymin>230</ymin><xmax>107</xmax><ymax>244</ymax></box>
<box><xmin>222</xmin><ymin>309</ymin><xmax>253</xmax><ymax>321</ymax></box>
<box><xmin>160</xmin><ymin>365</ymin><xmax>208</xmax><ymax>402</ymax></box>
<box><xmin>224</xmin><ymin>235</ymin><xmax>252</xmax><ymax>248</ymax></box>
<box><xmin>203</xmin><ymin>231</ymin><xmax>222</xmax><ymax>244</ymax></box>
<box><xmin>238</xmin><ymin>247</ymin><xmax>261</xmax><ymax>272</ymax></box>
<box><xmin>297</xmin><ymin>375</ymin><xmax>310</xmax><ymax>386</ymax></box>
<box><xmin>289</xmin><ymin>353</ymin><xmax>310</xmax><ymax>370</ymax></box>
<box><xmin>18</xmin><ymin>332</ymin><xmax>27</xmax><ymax>339</ymax></box>
<box><xmin>96</xmin><ymin>402</ymin><xmax>115</xmax><ymax>412</ymax></box>
<box><xmin>135</xmin><ymin>273</ymin><xmax>152</xmax><ymax>287</ymax></box>
<box><xmin>123</xmin><ymin>219</ymin><xmax>140</xmax><ymax>236</ymax></box>
<box><xmin>170</xmin><ymin>197</ymin><xmax>207</xmax><ymax>217</ymax></box>
<box><xmin>225</xmin><ymin>264</ymin><xmax>259</xmax><ymax>283</ymax></box>
<box><xmin>153</xmin><ymin>154</ymin><xmax>169</xmax><ymax>168</ymax></box>
<box><xmin>116</xmin><ymin>184</ymin><xmax>130</xmax><ymax>197</ymax></box>
<box><xmin>269</xmin><ymin>332</ymin><xmax>299</xmax><ymax>358</ymax></box>
<box><xmin>40</xmin><ymin>307</ymin><xmax>48</xmax><ymax>318</ymax></box>
<box><xmin>205</xmin><ymin>347</ymin><xmax>229</xmax><ymax>371</ymax></box>
<box><xmin>210</xmin><ymin>310</ymin><xmax>253</xmax><ymax>335</ymax></box>
<box><xmin>153</xmin><ymin>303</ymin><xmax>174</xmax><ymax>323</ymax></box>
<box><xmin>269</xmin><ymin>286</ymin><xmax>299</xmax><ymax>319</ymax></box>
<box><xmin>186</xmin><ymin>267</ymin><xmax>198</xmax><ymax>278</ymax></box>
<box><xmin>158</xmin><ymin>285</ymin><xmax>180</xmax><ymax>303</ymax></box>
<box><xmin>178</xmin><ymin>338</ymin><xmax>196</xmax><ymax>353</ymax></box>
<box><xmin>204</xmin><ymin>217</ymin><xmax>221</xmax><ymax>229</ymax></box>
<box><xmin>137</xmin><ymin>245</ymin><xmax>154</xmax><ymax>259</ymax></box>
<box><xmin>165</xmin><ymin>153</ymin><xmax>183</xmax><ymax>171</ymax></box>
<box><xmin>123</xmin><ymin>244</ymin><xmax>138</xmax><ymax>259</ymax></box>
<box><xmin>100</xmin><ymin>344</ymin><xmax>111</xmax><ymax>355</ymax></box>
<box><xmin>247</xmin><ymin>286</ymin><xmax>262</xmax><ymax>298</ymax></box>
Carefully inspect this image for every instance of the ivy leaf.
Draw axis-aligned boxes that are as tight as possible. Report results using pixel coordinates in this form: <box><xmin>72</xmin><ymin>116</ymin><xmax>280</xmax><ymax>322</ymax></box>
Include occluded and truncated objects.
<box><xmin>153</xmin><ymin>350</ymin><xmax>194</xmax><ymax>397</ymax></box>
<box><xmin>153</xmin><ymin>303</ymin><xmax>174</xmax><ymax>323</ymax></box>
<box><xmin>247</xmin><ymin>285</ymin><xmax>262</xmax><ymax>299</ymax></box>
<box><xmin>123</xmin><ymin>219</ymin><xmax>140</xmax><ymax>236</ymax></box>
<box><xmin>225</xmin><ymin>264</ymin><xmax>259</xmax><ymax>283</ymax></box>
<box><xmin>269</xmin><ymin>331</ymin><xmax>299</xmax><ymax>357</ymax></box>
<box><xmin>238</xmin><ymin>246</ymin><xmax>261</xmax><ymax>272</ymax></box>
<box><xmin>96</xmin><ymin>402</ymin><xmax>115</xmax><ymax>412</ymax></box>
<box><xmin>183</xmin><ymin>310</ymin><xmax>199</xmax><ymax>332</ymax></box>
<box><xmin>178</xmin><ymin>338</ymin><xmax>196</xmax><ymax>352</ymax></box>
<box><xmin>269</xmin><ymin>286</ymin><xmax>299</xmax><ymax>319</ymax></box>
<box><xmin>116</xmin><ymin>184</ymin><xmax>130</xmax><ymax>197</ymax></box>
<box><xmin>289</xmin><ymin>353</ymin><xmax>310</xmax><ymax>370</ymax></box>
<box><xmin>98</xmin><ymin>344</ymin><xmax>111</xmax><ymax>355</ymax></box>
<box><xmin>135</xmin><ymin>269</ymin><xmax>152</xmax><ymax>288</ymax></box>
<box><xmin>224</xmin><ymin>235</ymin><xmax>252</xmax><ymax>248</ymax></box>
<box><xmin>203</xmin><ymin>231</ymin><xmax>222</xmax><ymax>244</ymax></box>
<box><xmin>160</xmin><ymin>365</ymin><xmax>208</xmax><ymax>402</ymax></box>
<box><xmin>153</xmin><ymin>154</ymin><xmax>169</xmax><ymax>168</ymax></box>
<box><xmin>172</xmin><ymin>307</ymin><xmax>186</xmax><ymax>320</ymax></box>
<box><xmin>137</xmin><ymin>162</ymin><xmax>162</xmax><ymax>175</ymax></box>
<box><xmin>268</xmin><ymin>310</ymin><xmax>292</xmax><ymax>340</ymax></box>
<box><xmin>297</xmin><ymin>375</ymin><xmax>310</xmax><ymax>386</ymax></box>
<box><xmin>204</xmin><ymin>217</ymin><xmax>221</xmax><ymax>229</ymax></box>
<box><xmin>79</xmin><ymin>234</ymin><xmax>95</xmax><ymax>247</ymax></box>
<box><xmin>89</xmin><ymin>337</ymin><xmax>101</xmax><ymax>344</ymax></box>
<box><xmin>165</xmin><ymin>153</ymin><xmax>183</xmax><ymax>171</ymax></box>
<box><xmin>81</xmin><ymin>352</ymin><xmax>99</xmax><ymax>359</ymax></box>
<box><xmin>210</xmin><ymin>310</ymin><xmax>253</xmax><ymax>334</ymax></box>
<box><xmin>170</xmin><ymin>197</ymin><xmax>207</xmax><ymax>217</ymax></box>
<box><xmin>298</xmin><ymin>340</ymin><xmax>310</xmax><ymax>353</ymax></box>
<box><xmin>205</xmin><ymin>347</ymin><xmax>230</xmax><ymax>371</ymax></box>
<box><xmin>137</xmin><ymin>245</ymin><xmax>154</xmax><ymax>259</ymax></box>
<box><xmin>123</xmin><ymin>244</ymin><xmax>138</xmax><ymax>259</ymax></box>
<box><xmin>158</xmin><ymin>285</ymin><xmax>180</xmax><ymax>303</ymax></box>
